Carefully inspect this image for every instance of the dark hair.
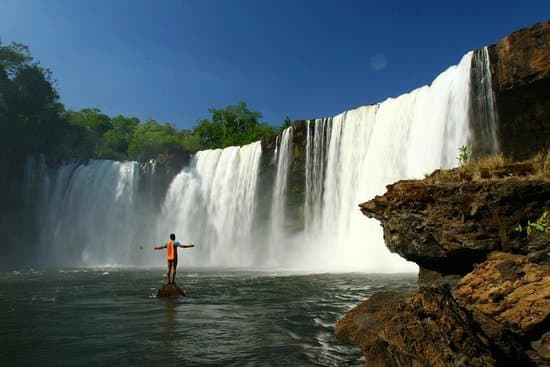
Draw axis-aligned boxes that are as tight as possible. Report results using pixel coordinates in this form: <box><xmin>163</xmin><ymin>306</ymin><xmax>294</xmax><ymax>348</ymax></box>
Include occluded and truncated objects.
<box><xmin>170</xmin><ymin>233</ymin><xmax>176</xmax><ymax>240</ymax></box>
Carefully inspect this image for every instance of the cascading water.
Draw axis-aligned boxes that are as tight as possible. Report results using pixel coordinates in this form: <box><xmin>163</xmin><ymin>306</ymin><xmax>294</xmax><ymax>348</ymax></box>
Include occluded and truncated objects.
<box><xmin>159</xmin><ymin>141</ymin><xmax>262</xmax><ymax>267</ymax></box>
<box><xmin>295</xmin><ymin>52</ymin><xmax>474</xmax><ymax>272</ymax></box>
<box><xmin>305</xmin><ymin>119</ymin><xmax>330</xmax><ymax>230</ymax></box>
<box><xmin>25</xmin><ymin>158</ymin><xmax>155</xmax><ymax>266</ymax></box>
<box><xmin>24</xmin><ymin>50</ymin><xmax>500</xmax><ymax>272</ymax></box>
<box><xmin>267</xmin><ymin>127</ymin><xmax>294</xmax><ymax>265</ymax></box>
<box><xmin>470</xmin><ymin>46</ymin><xmax>499</xmax><ymax>155</ymax></box>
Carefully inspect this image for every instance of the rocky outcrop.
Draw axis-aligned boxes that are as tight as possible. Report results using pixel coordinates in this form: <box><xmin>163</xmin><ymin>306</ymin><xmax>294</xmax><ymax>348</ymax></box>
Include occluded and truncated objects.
<box><xmin>336</xmin><ymin>155</ymin><xmax>549</xmax><ymax>366</ymax></box>
<box><xmin>337</xmin><ymin>287</ymin><xmax>498</xmax><ymax>367</ymax></box>
<box><xmin>489</xmin><ymin>22</ymin><xmax>550</xmax><ymax>159</ymax></box>
<box><xmin>359</xmin><ymin>162</ymin><xmax>550</xmax><ymax>274</ymax></box>
<box><xmin>157</xmin><ymin>283</ymin><xmax>187</xmax><ymax>298</ymax></box>
<box><xmin>453</xmin><ymin>252</ymin><xmax>550</xmax><ymax>365</ymax></box>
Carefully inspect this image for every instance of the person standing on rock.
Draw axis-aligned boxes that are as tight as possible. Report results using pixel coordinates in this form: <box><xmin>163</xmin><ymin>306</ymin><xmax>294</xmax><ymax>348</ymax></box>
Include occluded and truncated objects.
<box><xmin>154</xmin><ymin>233</ymin><xmax>194</xmax><ymax>284</ymax></box>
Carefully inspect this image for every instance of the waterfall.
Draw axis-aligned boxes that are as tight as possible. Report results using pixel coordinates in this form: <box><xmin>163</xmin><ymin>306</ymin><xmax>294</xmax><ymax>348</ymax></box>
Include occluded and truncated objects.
<box><xmin>25</xmin><ymin>159</ymin><xmax>155</xmax><ymax>266</ymax></box>
<box><xmin>470</xmin><ymin>46</ymin><xmax>499</xmax><ymax>155</ymax></box>
<box><xmin>267</xmin><ymin>127</ymin><xmax>294</xmax><ymax>264</ymax></box>
<box><xmin>297</xmin><ymin>52</ymin><xmax>473</xmax><ymax>272</ymax></box>
<box><xmin>159</xmin><ymin>141</ymin><xmax>262</xmax><ymax>267</ymax></box>
<box><xmin>22</xmin><ymin>50</ymin><xmax>501</xmax><ymax>272</ymax></box>
<box><xmin>305</xmin><ymin>119</ymin><xmax>330</xmax><ymax>230</ymax></box>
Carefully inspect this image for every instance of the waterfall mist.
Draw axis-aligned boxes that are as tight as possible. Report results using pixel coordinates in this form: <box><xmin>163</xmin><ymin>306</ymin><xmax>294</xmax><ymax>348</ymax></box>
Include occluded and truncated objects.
<box><xmin>24</xmin><ymin>158</ymin><xmax>155</xmax><ymax>266</ymax></box>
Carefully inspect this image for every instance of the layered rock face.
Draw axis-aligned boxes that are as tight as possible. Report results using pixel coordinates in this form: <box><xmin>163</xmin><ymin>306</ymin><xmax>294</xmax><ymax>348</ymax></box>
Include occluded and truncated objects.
<box><xmin>336</xmin><ymin>157</ymin><xmax>549</xmax><ymax>366</ymax></box>
<box><xmin>489</xmin><ymin>22</ymin><xmax>550</xmax><ymax>159</ymax></box>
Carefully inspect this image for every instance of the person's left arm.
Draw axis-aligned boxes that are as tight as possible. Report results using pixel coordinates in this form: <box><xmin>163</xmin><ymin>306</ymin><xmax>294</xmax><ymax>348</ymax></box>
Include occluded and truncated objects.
<box><xmin>176</xmin><ymin>241</ymin><xmax>194</xmax><ymax>248</ymax></box>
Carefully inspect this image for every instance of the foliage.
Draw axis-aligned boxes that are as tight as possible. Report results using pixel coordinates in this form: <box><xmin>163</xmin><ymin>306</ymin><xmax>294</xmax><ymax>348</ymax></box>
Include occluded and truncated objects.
<box><xmin>457</xmin><ymin>144</ymin><xmax>472</xmax><ymax>165</ymax></box>
<box><xmin>514</xmin><ymin>211</ymin><xmax>549</xmax><ymax>235</ymax></box>
<box><xmin>278</xmin><ymin>116</ymin><xmax>292</xmax><ymax>133</ymax></box>
<box><xmin>194</xmin><ymin>101</ymin><xmax>277</xmax><ymax>149</ymax></box>
<box><xmin>0</xmin><ymin>39</ymin><xmax>66</xmax><ymax>161</ymax></box>
<box><xmin>0</xmin><ymin>41</ymin><xmax>32</xmax><ymax>77</ymax></box>
<box><xmin>128</xmin><ymin>120</ymin><xmax>181</xmax><ymax>160</ymax></box>
<box><xmin>0</xmin><ymin>39</ymin><xmax>287</xmax><ymax>167</ymax></box>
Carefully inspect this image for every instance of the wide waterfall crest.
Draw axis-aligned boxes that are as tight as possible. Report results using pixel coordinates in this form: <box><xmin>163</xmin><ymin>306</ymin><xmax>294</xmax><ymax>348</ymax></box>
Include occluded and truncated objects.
<box><xmin>25</xmin><ymin>51</ymin><xmax>499</xmax><ymax>272</ymax></box>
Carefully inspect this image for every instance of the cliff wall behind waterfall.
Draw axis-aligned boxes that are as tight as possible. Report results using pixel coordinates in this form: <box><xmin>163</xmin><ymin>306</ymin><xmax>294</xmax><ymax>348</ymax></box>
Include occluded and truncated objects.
<box><xmin>488</xmin><ymin>22</ymin><xmax>550</xmax><ymax>159</ymax></box>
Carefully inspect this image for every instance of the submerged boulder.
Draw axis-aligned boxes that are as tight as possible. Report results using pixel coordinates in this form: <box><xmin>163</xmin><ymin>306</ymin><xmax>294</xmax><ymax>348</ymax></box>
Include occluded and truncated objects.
<box><xmin>157</xmin><ymin>283</ymin><xmax>187</xmax><ymax>298</ymax></box>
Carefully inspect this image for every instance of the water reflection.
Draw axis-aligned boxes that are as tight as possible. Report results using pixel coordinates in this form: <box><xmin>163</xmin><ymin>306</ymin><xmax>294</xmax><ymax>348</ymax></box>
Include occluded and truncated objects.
<box><xmin>158</xmin><ymin>299</ymin><xmax>178</xmax><ymax>367</ymax></box>
<box><xmin>162</xmin><ymin>299</ymin><xmax>176</xmax><ymax>339</ymax></box>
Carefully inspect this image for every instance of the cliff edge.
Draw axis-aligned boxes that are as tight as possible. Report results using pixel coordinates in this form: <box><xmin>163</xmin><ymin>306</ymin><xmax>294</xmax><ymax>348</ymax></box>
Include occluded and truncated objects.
<box><xmin>336</xmin><ymin>153</ymin><xmax>549</xmax><ymax>366</ymax></box>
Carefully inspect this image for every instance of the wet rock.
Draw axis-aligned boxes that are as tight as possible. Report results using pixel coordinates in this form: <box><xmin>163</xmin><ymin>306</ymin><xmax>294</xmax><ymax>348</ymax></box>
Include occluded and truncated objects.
<box><xmin>156</xmin><ymin>283</ymin><xmax>187</xmax><ymax>298</ymax></box>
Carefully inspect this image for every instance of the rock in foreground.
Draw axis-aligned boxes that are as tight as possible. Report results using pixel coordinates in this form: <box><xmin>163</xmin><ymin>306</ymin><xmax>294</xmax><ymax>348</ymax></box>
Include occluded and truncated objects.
<box><xmin>157</xmin><ymin>283</ymin><xmax>187</xmax><ymax>298</ymax></box>
<box><xmin>337</xmin><ymin>152</ymin><xmax>549</xmax><ymax>366</ymax></box>
<box><xmin>337</xmin><ymin>288</ymin><xmax>498</xmax><ymax>367</ymax></box>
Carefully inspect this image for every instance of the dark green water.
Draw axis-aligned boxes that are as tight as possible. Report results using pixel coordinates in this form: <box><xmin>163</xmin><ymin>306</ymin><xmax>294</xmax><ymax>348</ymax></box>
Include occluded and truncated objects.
<box><xmin>0</xmin><ymin>269</ymin><xmax>417</xmax><ymax>366</ymax></box>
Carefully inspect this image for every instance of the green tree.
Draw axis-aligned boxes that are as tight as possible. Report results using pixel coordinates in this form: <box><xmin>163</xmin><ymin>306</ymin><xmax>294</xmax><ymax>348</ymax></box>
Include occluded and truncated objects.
<box><xmin>0</xmin><ymin>41</ymin><xmax>32</xmax><ymax>77</ymax></box>
<box><xmin>279</xmin><ymin>116</ymin><xmax>292</xmax><ymax>133</ymax></box>
<box><xmin>65</xmin><ymin>108</ymin><xmax>112</xmax><ymax>135</ymax></box>
<box><xmin>193</xmin><ymin>101</ymin><xmax>276</xmax><ymax>148</ymax></box>
<box><xmin>0</xmin><ymin>40</ymin><xmax>66</xmax><ymax>159</ymax></box>
<box><xmin>98</xmin><ymin>115</ymin><xmax>140</xmax><ymax>159</ymax></box>
<box><xmin>128</xmin><ymin>119</ymin><xmax>182</xmax><ymax>160</ymax></box>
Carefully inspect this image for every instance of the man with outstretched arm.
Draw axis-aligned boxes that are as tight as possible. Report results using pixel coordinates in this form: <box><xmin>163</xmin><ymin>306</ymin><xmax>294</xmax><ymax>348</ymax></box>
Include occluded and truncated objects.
<box><xmin>154</xmin><ymin>233</ymin><xmax>194</xmax><ymax>284</ymax></box>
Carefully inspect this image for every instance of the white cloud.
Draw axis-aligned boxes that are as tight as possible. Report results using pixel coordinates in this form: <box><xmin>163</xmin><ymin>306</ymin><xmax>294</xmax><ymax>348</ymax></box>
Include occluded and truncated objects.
<box><xmin>370</xmin><ymin>54</ymin><xmax>388</xmax><ymax>71</ymax></box>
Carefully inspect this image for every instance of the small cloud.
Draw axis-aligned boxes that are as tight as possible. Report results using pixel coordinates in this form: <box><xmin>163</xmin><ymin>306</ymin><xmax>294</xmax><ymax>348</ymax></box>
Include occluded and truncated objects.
<box><xmin>370</xmin><ymin>54</ymin><xmax>388</xmax><ymax>71</ymax></box>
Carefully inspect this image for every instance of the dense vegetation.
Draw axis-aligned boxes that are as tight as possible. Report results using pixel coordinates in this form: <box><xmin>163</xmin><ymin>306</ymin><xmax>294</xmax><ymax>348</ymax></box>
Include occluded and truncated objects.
<box><xmin>0</xmin><ymin>39</ymin><xmax>289</xmax><ymax>166</ymax></box>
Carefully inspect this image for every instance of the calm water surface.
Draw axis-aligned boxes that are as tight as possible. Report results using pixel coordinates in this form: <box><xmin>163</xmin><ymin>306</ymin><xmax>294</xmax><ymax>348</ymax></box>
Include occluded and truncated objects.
<box><xmin>1</xmin><ymin>269</ymin><xmax>417</xmax><ymax>366</ymax></box>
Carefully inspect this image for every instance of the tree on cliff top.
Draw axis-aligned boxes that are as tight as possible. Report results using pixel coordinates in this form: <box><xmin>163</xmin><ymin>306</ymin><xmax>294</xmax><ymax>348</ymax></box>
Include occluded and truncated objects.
<box><xmin>194</xmin><ymin>101</ymin><xmax>276</xmax><ymax>148</ymax></box>
<box><xmin>1</xmin><ymin>39</ymin><xmax>285</xmax><ymax>164</ymax></box>
<box><xmin>0</xmin><ymin>39</ymin><xmax>66</xmax><ymax>160</ymax></box>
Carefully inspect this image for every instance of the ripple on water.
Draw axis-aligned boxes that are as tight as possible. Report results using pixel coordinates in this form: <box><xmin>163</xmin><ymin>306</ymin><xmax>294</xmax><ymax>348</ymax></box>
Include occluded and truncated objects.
<box><xmin>0</xmin><ymin>269</ymin><xmax>417</xmax><ymax>366</ymax></box>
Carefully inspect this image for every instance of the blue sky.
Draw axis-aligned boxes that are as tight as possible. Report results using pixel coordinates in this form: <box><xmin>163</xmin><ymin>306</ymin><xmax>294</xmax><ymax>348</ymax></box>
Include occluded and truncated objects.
<box><xmin>0</xmin><ymin>0</ymin><xmax>548</xmax><ymax>129</ymax></box>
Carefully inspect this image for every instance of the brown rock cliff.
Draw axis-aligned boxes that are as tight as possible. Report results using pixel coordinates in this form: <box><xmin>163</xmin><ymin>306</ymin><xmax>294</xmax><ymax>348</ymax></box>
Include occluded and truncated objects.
<box><xmin>336</xmin><ymin>154</ymin><xmax>549</xmax><ymax>366</ymax></box>
<box><xmin>489</xmin><ymin>22</ymin><xmax>550</xmax><ymax>159</ymax></box>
